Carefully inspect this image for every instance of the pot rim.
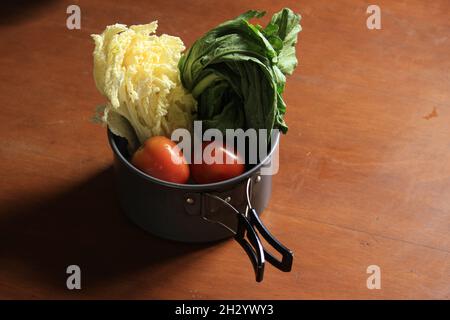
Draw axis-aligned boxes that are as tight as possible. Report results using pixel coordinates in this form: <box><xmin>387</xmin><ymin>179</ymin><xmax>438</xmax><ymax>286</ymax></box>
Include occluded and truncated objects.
<box><xmin>107</xmin><ymin>128</ymin><xmax>280</xmax><ymax>191</ymax></box>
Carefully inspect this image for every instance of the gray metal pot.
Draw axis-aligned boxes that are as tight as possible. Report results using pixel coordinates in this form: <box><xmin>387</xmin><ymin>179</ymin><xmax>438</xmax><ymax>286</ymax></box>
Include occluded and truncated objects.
<box><xmin>108</xmin><ymin>129</ymin><xmax>293</xmax><ymax>282</ymax></box>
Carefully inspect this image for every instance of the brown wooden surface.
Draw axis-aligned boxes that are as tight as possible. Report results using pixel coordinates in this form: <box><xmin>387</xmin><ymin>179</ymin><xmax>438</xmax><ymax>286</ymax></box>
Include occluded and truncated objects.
<box><xmin>0</xmin><ymin>0</ymin><xmax>449</xmax><ymax>299</ymax></box>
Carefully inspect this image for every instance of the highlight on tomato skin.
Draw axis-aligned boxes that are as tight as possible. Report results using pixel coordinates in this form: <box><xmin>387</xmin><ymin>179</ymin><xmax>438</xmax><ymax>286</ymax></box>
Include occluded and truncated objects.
<box><xmin>131</xmin><ymin>136</ymin><xmax>190</xmax><ymax>184</ymax></box>
<box><xmin>190</xmin><ymin>141</ymin><xmax>245</xmax><ymax>184</ymax></box>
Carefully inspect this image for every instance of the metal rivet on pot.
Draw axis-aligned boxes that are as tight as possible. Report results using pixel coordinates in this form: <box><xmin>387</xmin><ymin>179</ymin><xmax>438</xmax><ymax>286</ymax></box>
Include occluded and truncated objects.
<box><xmin>255</xmin><ymin>175</ymin><xmax>262</xmax><ymax>183</ymax></box>
<box><xmin>186</xmin><ymin>197</ymin><xmax>195</xmax><ymax>205</ymax></box>
<box><xmin>224</xmin><ymin>196</ymin><xmax>231</xmax><ymax>203</ymax></box>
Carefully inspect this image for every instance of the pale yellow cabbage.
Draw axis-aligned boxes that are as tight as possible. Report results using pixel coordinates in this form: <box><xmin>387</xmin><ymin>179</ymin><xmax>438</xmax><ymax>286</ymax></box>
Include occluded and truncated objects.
<box><xmin>91</xmin><ymin>22</ymin><xmax>196</xmax><ymax>146</ymax></box>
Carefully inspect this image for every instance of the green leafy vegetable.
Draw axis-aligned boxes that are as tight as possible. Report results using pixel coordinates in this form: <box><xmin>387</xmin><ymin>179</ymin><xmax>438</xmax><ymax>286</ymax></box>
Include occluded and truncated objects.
<box><xmin>179</xmin><ymin>8</ymin><xmax>301</xmax><ymax>136</ymax></box>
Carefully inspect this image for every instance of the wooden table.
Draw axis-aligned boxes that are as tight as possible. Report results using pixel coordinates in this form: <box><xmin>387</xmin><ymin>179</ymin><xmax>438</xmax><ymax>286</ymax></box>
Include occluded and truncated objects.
<box><xmin>0</xmin><ymin>0</ymin><xmax>449</xmax><ymax>299</ymax></box>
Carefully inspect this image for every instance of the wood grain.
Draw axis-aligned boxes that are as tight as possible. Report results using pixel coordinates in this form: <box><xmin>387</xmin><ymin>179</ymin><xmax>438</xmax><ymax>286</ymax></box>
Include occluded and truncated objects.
<box><xmin>0</xmin><ymin>0</ymin><xmax>449</xmax><ymax>299</ymax></box>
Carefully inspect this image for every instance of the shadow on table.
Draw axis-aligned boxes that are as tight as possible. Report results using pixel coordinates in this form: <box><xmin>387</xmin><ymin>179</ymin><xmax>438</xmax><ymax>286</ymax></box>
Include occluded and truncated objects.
<box><xmin>0</xmin><ymin>0</ymin><xmax>58</xmax><ymax>25</ymax></box>
<box><xmin>0</xmin><ymin>166</ymin><xmax>216</xmax><ymax>296</ymax></box>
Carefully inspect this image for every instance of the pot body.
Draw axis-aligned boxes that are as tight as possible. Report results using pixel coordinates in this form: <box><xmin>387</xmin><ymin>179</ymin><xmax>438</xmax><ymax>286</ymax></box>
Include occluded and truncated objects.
<box><xmin>108</xmin><ymin>130</ymin><xmax>278</xmax><ymax>243</ymax></box>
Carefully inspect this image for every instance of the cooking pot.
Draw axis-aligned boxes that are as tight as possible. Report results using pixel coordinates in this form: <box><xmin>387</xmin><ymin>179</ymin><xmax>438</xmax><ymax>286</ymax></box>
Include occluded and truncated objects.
<box><xmin>108</xmin><ymin>129</ymin><xmax>293</xmax><ymax>282</ymax></box>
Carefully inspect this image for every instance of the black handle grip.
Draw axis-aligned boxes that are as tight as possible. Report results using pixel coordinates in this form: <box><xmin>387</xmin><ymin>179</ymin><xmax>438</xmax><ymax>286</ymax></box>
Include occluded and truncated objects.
<box><xmin>234</xmin><ymin>214</ymin><xmax>265</xmax><ymax>282</ymax></box>
<box><xmin>247</xmin><ymin>208</ymin><xmax>293</xmax><ymax>272</ymax></box>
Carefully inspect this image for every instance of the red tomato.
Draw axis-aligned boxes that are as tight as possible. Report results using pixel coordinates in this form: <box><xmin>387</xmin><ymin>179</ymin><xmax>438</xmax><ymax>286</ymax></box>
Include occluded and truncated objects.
<box><xmin>191</xmin><ymin>141</ymin><xmax>245</xmax><ymax>184</ymax></box>
<box><xmin>131</xmin><ymin>136</ymin><xmax>189</xmax><ymax>184</ymax></box>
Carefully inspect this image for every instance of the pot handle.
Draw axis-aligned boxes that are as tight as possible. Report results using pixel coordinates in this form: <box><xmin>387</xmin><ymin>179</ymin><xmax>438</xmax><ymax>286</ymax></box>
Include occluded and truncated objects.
<box><xmin>234</xmin><ymin>206</ymin><xmax>293</xmax><ymax>282</ymax></box>
<box><xmin>204</xmin><ymin>178</ymin><xmax>293</xmax><ymax>282</ymax></box>
<box><xmin>235</xmin><ymin>213</ymin><xmax>266</xmax><ymax>282</ymax></box>
<box><xmin>244</xmin><ymin>207</ymin><xmax>293</xmax><ymax>273</ymax></box>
